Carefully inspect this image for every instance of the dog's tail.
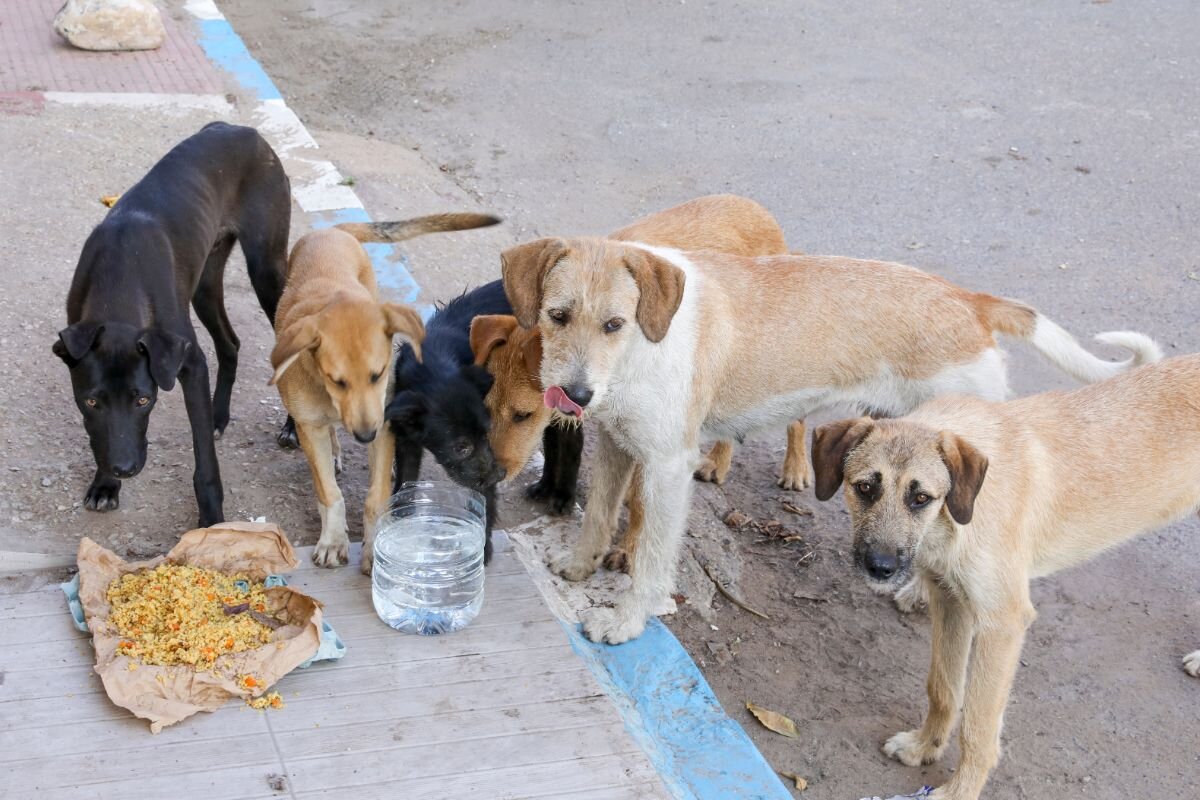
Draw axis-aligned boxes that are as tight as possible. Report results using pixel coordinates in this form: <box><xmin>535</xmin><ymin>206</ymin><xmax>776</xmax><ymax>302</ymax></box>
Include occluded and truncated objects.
<box><xmin>979</xmin><ymin>294</ymin><xmax>1163</xmax><ymax>383</ymax></box>
<box><xmin>336</xmin><ymin>213</ymin><xmax>501</xmax><ymax>244</ymax></box>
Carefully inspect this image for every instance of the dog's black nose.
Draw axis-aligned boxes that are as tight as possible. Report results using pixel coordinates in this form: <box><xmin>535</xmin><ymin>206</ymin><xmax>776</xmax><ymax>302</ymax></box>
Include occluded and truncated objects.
<box><xmin>353</xmin><ymin>429</ymin><xmax>377</xmax><ymax>444</ymax></box>
<box><xmin>864</xmin><ymin>550</ymin><xmax>899</xmax><ymax>581</ymax></box>
<box><xmin>110</xmin><ymin>461</ymin><xmax>139</xmax><ymax>479</ymax></box>
<box><xmin>563</xmin><ymin>384</ymin><xmax>593</xmax><ymax>408</ymax></box>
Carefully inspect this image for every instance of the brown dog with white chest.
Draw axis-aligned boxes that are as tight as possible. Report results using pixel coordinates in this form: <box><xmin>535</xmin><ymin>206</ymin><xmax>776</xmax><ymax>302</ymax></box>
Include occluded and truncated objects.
<box><xmin>809</xmin><ymin>354</ymin><xmax>1200</xmax><ymax>800</ymax></box>
<box><xmin>501</xmin><ymin>232</ymin><xmax>1159</xmax><ymax>644</ymax></box>
<box><xmin>270</xmin><ymin>214</ymin><xmax>497</xmax><ymax>573</ymax></box>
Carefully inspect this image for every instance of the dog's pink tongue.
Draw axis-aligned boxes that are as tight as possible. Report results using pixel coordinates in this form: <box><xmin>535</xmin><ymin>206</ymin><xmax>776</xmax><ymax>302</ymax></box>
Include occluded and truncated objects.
<box><xmin>544</xmin><ymin>385</ymin><xmax>584</xmax><ymax>418</ymax></box>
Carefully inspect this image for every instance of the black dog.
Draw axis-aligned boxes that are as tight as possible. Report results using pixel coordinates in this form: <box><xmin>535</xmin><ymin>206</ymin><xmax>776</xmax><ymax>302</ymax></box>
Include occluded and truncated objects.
<box><xmin>387</xmin><ymin>281</ymin><xmax>512</xmax><ymax>562</ymax></box>
<box><xmin>53</xmin><ymin>122</ymin><xmax>292</xmax><ymax>526</ymax></box>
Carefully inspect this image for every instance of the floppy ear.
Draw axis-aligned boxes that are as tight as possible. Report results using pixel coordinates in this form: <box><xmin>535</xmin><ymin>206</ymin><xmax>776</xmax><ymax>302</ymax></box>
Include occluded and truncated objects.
<box><xmin>937</xmin><ymin>431</ymin><xmax>989</xmax><ymax>525</ymax></box>
<box><xmin>386</xmin><ymin>390</ymin><xmax>429</xmax><ymax>437</ymax></box>
<box><xmin>269</xmin><ymin>316</ymin><xmax>320</xmax><ymax>385</ymax></box>
<box><xmin>137</xmin><ymin>329</ymin><xmax>191</xmax><ymax>391</ymax></box>
<box><xmin>622</xmin><ymin>248</ymin><xmax>686</xmax><ymax>342</ymax></box>
<box><xmin>470</xmin><ymin>314</ymin><xmax>519</xmax><ymax>366</ymax></box>
<box><xmin>811</xmin><ymin>417</ymin><xmax>875</xmax><ymax>502</ymax></box>
<box><xmin>520</xmin><ymin>326</ymin><xmax>543</xmax><ymax>379</ymax></box>
<box><xmin>53</xmin><ymin>321</ymin><xmax>104</xmax><ymax>366</ymax></box>
<box><xmin>382</xmin><ymin>303</ymin><xmax>425</xmax><ymax>362</ymax></box>
<box><xmin>500</xmin><ymin>238</ymin><xmax>570</xmax><ymax>329</ymax></box>
<box><xmin>460</xmin><ymin>364</ymin><xmax>495</xmax><ymax>397</ymax></box>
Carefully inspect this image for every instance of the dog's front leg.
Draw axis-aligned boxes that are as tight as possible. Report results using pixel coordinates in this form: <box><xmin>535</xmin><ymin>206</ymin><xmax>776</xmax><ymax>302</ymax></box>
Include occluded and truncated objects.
<box><xmin>931</xmin><ymin>602</ymin><xmax>1033</xmax><ymax>800</ymax></box>
<box><xmin>361</xmin><ymin>425</ymin><xmax>396</xmax><ymax>575</ymax></box>
<box><xmin>885</xmin><ymin>580</ymin><xmax>973</xmax><ymax>767</ymax></box>
<box><xmin>179</xmin><ymin>354</ymin><xmax>224</xmax><ymax>526</ymax></box>
<box><xmin>551</xmin><ymin>426</ymin><xmax>632</xmax><ymax>582</ymax></box>
<box><xmin>297</xmin><ymin>422</ymin><xmax>349</xmax><ymax>567</ymax></box>
<box><xmin>581</xmin><ymin>451</ymin><xmax>691</xmax><ymax>645</ymax></box>
<box><xmin>694</xmin><ymin>439</ymin><xmax>733</xmax><ymax>484</ymax></box>
<box><xmin>777</xmin><ymin>419</ymin><xmax>812</xmax><ymax>491</ymax></box>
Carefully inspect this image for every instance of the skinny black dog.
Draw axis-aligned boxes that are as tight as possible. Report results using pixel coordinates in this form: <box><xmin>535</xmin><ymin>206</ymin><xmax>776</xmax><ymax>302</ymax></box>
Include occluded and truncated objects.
<box><xmin>387</xmin><ymin>281</ymin><xmax>512</xmax><ymax>562</ymax></box>
<box><xmin>54</xmin><ymin>122</ymin><xmax>292</xmax><ymax>526</ymax></box>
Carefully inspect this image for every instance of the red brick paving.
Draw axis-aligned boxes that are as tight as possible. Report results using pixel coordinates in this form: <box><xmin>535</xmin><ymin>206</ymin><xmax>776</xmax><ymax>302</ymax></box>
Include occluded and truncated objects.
<box><xmin>0</xmin><ymin>0</ymin><xmax>226</xmax><ymax>94</ymax></box>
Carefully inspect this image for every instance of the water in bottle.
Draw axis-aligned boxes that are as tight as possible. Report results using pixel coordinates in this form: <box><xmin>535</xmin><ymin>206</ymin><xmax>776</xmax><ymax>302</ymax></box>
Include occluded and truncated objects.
<box><xmin>371</xmin><ymin>481</ymin><xmax>486</xmax><ymax>634</ymax></box>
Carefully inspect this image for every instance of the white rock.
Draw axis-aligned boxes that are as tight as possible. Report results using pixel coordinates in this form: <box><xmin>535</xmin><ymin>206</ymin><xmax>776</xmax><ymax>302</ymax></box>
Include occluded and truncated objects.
<box><xmin>53</xmin><ymin>0</ymin><xmax>166</xmax><ymax>52</ymax></box>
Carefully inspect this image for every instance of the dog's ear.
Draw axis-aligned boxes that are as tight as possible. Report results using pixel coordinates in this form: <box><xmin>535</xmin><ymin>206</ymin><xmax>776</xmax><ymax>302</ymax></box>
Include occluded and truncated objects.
<box><xmin>501</xmin><ymin>238</ymin><xmax>570</xmax><ymax>329</ymax></box>
<box><xmin>811</xmin><ymin>417</ymin><xmax>875</xmax><ymax>502</ymax></box>
<box><xmin>520</xmin><ymin>326</ymin><xmax>543</xmax><ymax>379</ymax></box>
<box><xmin>382</xmin><ymin>303</ymin><xmax>425</xmax><ymax>362</ymax></box>
<box><xmin>269</xmin><ymin>316</ymin><xmax>320</xmax><ymax>385</ymax></box>
<box><xmin>137</xmin><ymin>329</ymin><xmax>191</xmax><ymax>391</ymax></box>
<box><xmin>460</xmin><ymin>364</ymin><xmax>495</xmax><ymax>398</ymax></box>
<box><xmin>938</xmin><ymin>431</ymin><xmax>988</xmax><ymax>525</ymax></box>
<box><xmin>470</xmin><ymin>315</ymin><xmax>519</xmax><ymax>366</ymax></box>
<box><xmin>386</xmin><ymin>390</ymin><xmax>429</xmax><ymax>437</ymax></box>
<box><xmin>623</xmin><ymin>248</ymin><xmax>686</xmax><ymax>343</ymax></box>
<box><xmin>53</xmin><ymin>321</ymin><xmax>104</xmax><ymax>366</ymax></box>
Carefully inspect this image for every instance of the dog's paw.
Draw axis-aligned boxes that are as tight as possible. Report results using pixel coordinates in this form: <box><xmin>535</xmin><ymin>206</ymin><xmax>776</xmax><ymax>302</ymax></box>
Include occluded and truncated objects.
<box><xmin>580</xmin><ymin>605</ymin><xmax>647</xmax><ymax>645</ymax></box>
<box><xmin>550</xmin><ymin>550</ymin><xmax>599</xmax><ymax>582</ymax></box>
<box><xmin>1183</xmin><ymin>650</ymin><xmax>1200</xmax><ymax>677</ymax></box>
<box><xmin>276</xmin><ymin>418</ymin><xmax>299</xmax><ymax>450</ymax></box>
<box><xmin>893</xmin><ymin>577</ymin><xmax>929</xmax><ymax>614</ymax></box>
<box><xmin>312</xmin><ymin>538</ymin><xmax>349</xmax><ymax>568</ymax></box>
<box><xmin>360</xmin><ymin>545</ymin><xmax>374</xmax><ymax>576</ymax></box>
<box><xmin>333</xmin><ymin>453</ymin><xmax>344</xmax><ymax>475</ymax></box>
<box><xmin>776</xmin><ymin>465</ymin><xmax>812</xmax><ymax>492</ymax></box>
<box><xmin>84</xmin><ymin>480</ymin><xmax>121</xmax><ymax>512</ymax></box>
<box><xmin>693</xmin><ymin>457</ymin><xmax>728</xmax><ymax>485</ymax></box>
<box><xmin>602</xmin><ymin>546</ymin><xmax>630</xmax><ymax>573</ymax></box>
<box><xmin>883</xmin><ymin>729</ymin><xmax>945</xmax><ymax>767</ymax></box>
<box><xmin>526</xmin><ymin>479</ymin><xmax>575</xmax><ymax>515</ymax></box>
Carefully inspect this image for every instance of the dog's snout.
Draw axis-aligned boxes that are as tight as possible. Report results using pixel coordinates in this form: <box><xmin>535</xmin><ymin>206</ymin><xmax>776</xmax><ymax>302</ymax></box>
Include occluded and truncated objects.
<box><xmin>563</xmin><ymin>384</ymin><xmax>594</xmax><ymax>408</ymax></box>
<box><xmin>864</xmin><ymin>549</ymin><xmax>900</xmax><ymax>581</ymax></box>
<box><xmin>353</xmin><ymin>428</ymin><xmax>377</xmax><ymax>444</ymax></box>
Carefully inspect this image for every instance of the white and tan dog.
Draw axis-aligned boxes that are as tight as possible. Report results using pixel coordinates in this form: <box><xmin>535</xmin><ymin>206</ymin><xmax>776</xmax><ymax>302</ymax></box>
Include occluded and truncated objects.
<box><xmin>810</xmin><ymin>354</ymin><xmax>1199</xmax><ymax>800</ymax></box>
<box><xmin>501</xmin><ymin>239</ymin><xmax>1160</xmax><ymax>644</ymax></box>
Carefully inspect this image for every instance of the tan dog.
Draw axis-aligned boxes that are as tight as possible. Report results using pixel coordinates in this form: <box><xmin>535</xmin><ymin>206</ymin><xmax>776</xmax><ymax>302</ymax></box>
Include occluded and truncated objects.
<box><xmin>471</xmin><ymin>194</ymin><xmax>808</xmax><ymax>492</ymax></box>
<box><xmin>270</xmin><ymin>214</ymin><xmax>498</xmax><ymax>572</ymax></box>
<box><xmin>807</xmin><ymin>354</ymin><xmax>1200</xmax><ymax>800</ymax></box>
<box><xmin>501</xmin><ymin>238</ymin><xmax>1160</xmax><ymax>644</ymax></box>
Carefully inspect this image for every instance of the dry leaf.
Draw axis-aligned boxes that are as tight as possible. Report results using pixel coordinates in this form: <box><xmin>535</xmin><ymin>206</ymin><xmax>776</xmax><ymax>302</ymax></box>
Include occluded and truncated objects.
<box><xmin>100</xmin><ymin>194</ymin><xmax>120</xmax><ymax>208</ymax></box>
<box><xmin>745</xmin><ymin>701</ymin><xmax>799</xmax><ymax>738</ymax></box>
<box><xmin>723</xmin><ymin>509</ymin><xmax>751</xmax><ymax>528</ymax></box>
<box><xmin>781</xmin><ymin>501</ymin><xmax>812</xmax><ymax>517</ymax></box>
<box><xmin>779</xmin><ymin>771</ymin><xmax>808</xmax><ymax>791</ymax></box>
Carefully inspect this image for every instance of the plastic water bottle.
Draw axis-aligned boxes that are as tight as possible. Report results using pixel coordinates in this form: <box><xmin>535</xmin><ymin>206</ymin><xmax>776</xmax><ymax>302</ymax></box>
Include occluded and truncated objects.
<box><xmin>371</xmin><ymin>481</ymin><xmax>486</xmax><ymax>635</ymax></box>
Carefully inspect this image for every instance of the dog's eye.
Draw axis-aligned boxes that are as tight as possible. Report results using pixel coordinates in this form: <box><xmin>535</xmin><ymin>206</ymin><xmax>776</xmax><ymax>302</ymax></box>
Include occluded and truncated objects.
<box><xmin>854</xmin><ymin>481</ymin><xmax>873</xmax><ymax>496</ymax></box>
<box><xmin>454</xmin><ymin>440</ymin><xmax>473</xmax><ymax>458</ymax></box>
<box><xmin>603</xmin><ymin>318</ymin><xmax>624</xmax><ymax>334</ymax></box>
<box><xmin>548</xmin><ymin>309</ymin><xmax>569</xmax><ymax>325</ymax></box>
<box><xmin>369</xmin><ymin>372</ymin><xmax>381</xmax><ymax>384</ymax></box>
<box><xmin>85</xmin><ymin>398</ymin><xmax>98</xmax><ymax>408</ymax></box>
<box><xmin>136</xmin><ymin>396</ymin><xmax>150</xmax><ymax>407</ymax></box>
<box><xmin>911</xmin><ymin>492</ymin><xmax>932</xmax><ymax>508</ymax></box>
<box><xmin>513</xmin><ymin>411</ymin><xmax>532</xmax><ymax>423</ymax></box>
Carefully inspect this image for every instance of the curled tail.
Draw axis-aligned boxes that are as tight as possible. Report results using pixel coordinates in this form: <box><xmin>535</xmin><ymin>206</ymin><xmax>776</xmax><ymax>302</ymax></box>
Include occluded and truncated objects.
<box><xmin>979</xmin><ymin>294</ymin><xmax>1163</xmax><ymax>383</ymax></box>
<box><xmin>336</xmin><ymin>212</ymin><xmax>500</xmax><ymax>243</ymax></box>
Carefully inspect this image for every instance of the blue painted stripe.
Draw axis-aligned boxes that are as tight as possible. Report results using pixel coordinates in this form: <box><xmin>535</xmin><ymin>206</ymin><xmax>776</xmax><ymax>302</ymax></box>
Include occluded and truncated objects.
<box><xmin>563</xmin><ymin>619</ymin><xmax>792</xmax><ymax>800</ymax></box>
<box><xmin>195</xmin><ymin>19</ymin><xmax>282</xmax><ymax>101</ymax></box>
<box><xmin>308</xmin><ymin>209</ymin><xmax>425</xmax><ymax>308</ymax></box>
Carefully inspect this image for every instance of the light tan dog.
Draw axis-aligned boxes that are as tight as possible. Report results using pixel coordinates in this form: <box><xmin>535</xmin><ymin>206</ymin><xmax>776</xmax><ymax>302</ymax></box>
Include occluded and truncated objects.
<box><xmin>807</xmin><ymin>355</ymin><xmax>1200</xmax><ymax>800</ymax></box>
<box><xmin>501</xmin><ymin>237</ymin><xmax>1160</xmax><ymax>644</ymax></box>
<box><xmin>472</xmin><ymin>194</ymin><xmax>807</xmax><ymax>491</ymax></box>
<box><xmin>270</xmin><ymin>214</ymin><xmax>498</xmax><ymax>572</ymax></box>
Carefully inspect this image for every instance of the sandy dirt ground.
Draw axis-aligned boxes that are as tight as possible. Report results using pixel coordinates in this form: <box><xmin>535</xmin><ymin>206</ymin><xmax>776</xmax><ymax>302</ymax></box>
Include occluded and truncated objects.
<box><xmin>4</xmin><ymin>0</ymin><xmax>1197</xmax><ymax>797</ymax></box>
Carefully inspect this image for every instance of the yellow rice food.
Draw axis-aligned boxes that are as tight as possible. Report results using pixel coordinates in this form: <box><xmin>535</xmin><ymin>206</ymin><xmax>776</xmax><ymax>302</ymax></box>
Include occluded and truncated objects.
<box><xmin>106</xmin><ymin>564</ymin><xmax>274</xmax><ymax>671</ymax></box>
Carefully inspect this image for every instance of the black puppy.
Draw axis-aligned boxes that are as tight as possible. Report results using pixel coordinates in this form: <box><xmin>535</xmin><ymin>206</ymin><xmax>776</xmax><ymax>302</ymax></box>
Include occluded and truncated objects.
<box><xmin>388</xmin><ymin>280</ymin><xmax>511</xmax><ymax>562</ymax></box>
<box><xmin>54</xmin><ymin>122</ymin><xmax>292</xmax><ymax>526</ymax></box>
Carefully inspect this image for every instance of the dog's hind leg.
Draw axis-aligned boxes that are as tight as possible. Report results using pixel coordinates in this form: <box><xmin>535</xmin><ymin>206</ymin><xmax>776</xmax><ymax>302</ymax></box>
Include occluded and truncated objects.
<box><xmin>552</xmin><ymin>426</ymin><xmax>633</xmax><ymax>582</ymax></box>
<box><xmin>694</xmin><ymin>439</ymin><xmax>733</xmax><ymax>484</ymax></box>
<box><xmin>297</xmin><ymin>421</ymin><xmax>349</xmax><ymax>567</ymax></box>
<box><xmin>603</xmin><ymin>464</ymin><xmax>644</xmax><ymax>573</ymax></box>
<box><xmin>777</xmin><ymin>420</ymin><xmax>813</xmax><ymax>491</ymax></box>
<box><xmin>193</xmin><ymin>235</ymin><xmax>239</xmax><ymax>436</ymax></box>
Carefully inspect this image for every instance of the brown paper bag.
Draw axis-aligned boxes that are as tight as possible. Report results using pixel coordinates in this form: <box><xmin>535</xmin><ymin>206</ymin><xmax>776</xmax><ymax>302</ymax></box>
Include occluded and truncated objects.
<box><xmin>76</xmin><ymin>521</ymin><xmax>323</xmax><ymax>733</ymax></box>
